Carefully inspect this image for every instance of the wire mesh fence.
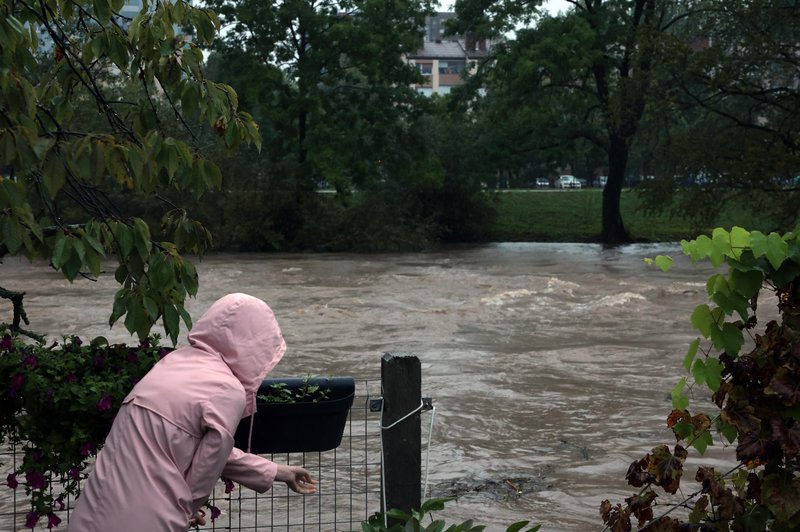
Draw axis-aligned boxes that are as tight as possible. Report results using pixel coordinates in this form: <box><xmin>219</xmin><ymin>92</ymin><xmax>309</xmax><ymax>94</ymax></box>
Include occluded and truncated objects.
<box><xmin>0</xmin><ymin>379</ymin><xmax>383</xmax><ymax>532</ymax></box>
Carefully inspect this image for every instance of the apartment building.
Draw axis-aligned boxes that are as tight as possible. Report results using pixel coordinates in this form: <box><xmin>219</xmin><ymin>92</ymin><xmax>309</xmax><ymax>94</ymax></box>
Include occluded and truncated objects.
<box><xmin>405</xmin><ymin>13</ymin><xmax>496</xmax><ymax>96</ymax></box>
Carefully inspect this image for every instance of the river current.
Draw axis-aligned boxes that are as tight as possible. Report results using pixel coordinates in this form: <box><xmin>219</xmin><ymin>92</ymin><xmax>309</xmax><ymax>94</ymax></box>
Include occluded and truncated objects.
<box><xmin>1</xmin><ymin>243</ymin><xmax>752</xmax><ymax>530</ymax></box>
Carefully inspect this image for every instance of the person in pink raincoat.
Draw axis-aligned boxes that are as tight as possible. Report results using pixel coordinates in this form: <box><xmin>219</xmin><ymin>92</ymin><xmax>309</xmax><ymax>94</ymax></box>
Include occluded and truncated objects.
<box><xmin>68</xmin><ymin>293</ymin><xmax>316</xmax><ymax>531</ymax></box>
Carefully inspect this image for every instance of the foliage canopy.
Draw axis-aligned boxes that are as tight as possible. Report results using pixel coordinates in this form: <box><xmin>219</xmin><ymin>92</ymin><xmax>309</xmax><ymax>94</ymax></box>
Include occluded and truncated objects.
<box><xmin>0</xmin><ymin>0</ymin><xmax>260</xmax><ymax>343</ymax></box>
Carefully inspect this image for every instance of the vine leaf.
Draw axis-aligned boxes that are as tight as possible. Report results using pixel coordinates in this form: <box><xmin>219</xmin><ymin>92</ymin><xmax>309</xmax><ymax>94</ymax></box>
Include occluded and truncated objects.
<box><xmin>671</xmin><ymin>378</ymin><xmax>689</xmax><ymax>411</ymax></box>
<box><xmin>655</xmin><ymin>255</ymin><xmax>673</xmax><ymax>272</ymax></box>
<box><xmin>751</xmin><ymin>231</ymin><xmax>789</xmax><ymax>270</ymax></box>
<box><xmin>729</xmin><ymin>226</ymin><xmax>750</xmax><ymax>259</ymax></box>
<box><xmin>683</xmin><ymin>339</ymin><xmax>700</xmax><ymax>371</ymax></box>
<box><xmin>646</xmin><ymin>444</ymin><xmax>687</xmax><ymax>494</ymax></box>
<box><xmin>691</xmin><ymin>357</ymin><xmax>724</xmax><ymax>390</ymax></box>
<box><xmin>691</xmin><ymin>304</ymin><xmax>722</xmax><ymax>338</ymax></box>
<box><xmin>729</xmin><ymin>268</ymin><xmax>763</xmax><ymax>299</ymax></box>
<box><xmin>761</xmin><ymin>471</ymin><xmax>800</xmax><ymax>522</ymax></box>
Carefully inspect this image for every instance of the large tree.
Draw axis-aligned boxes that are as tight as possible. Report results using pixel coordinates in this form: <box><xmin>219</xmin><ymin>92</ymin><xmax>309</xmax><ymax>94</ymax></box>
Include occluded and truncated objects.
<box><xmin>0</xmin><ymin>0</ymin><xmax>260</xmax><ymax>342</ymax></box>
<box><xmin>636</xmin><ymin>0</ymin><xmax>800</xmax><ymax>233</ymax></box>
<box><xmin>202</xmin><ymin>0</ymin><xmax>438</xmax><ymax>247</ymax></box>
<box><xmin>452</xmin><ymin>0</ymin><xmax>689</xmax><ymax>244</ymax></box>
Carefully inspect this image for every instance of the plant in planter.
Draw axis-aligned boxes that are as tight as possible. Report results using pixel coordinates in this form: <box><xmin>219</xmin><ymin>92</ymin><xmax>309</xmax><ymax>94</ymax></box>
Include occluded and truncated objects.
<box><xmin>0</xmin><ymin>329</ymin><xmax>165</xmax><ymax>528</ymax></box>
<box><xmin>257</xmin><ymin>376</ymin><xmax>333</xmax><ymax>404</ymax></box>
<box><xmin>233</xmin><ymin>376</ymin><xmax>355</xmax><ymax>454</ymax></box>
<box><xmin>602</xmin><ymin>227</ymin><xmax>800</xmax><ymax>530</ymax></box>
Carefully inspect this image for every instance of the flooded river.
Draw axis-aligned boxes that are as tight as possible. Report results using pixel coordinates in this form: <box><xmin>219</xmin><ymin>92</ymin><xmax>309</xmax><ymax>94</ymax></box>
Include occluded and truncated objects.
<box><xmin>0</xmin><ymin>243</ymin><xmax>745</xmax><ymax>530</ymax></box>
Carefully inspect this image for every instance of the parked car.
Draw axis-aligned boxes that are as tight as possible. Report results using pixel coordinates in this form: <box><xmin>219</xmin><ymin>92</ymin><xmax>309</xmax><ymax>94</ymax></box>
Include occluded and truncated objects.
<box><xmin>555</xmin><ymin>175</ymin><xmax>581</xmax><ymax>189</ymax></box>
<box><xmin>596</xmin><ymin>175</ymin><xmax>608</xmax><ymax>188</ymax></box>
<box><xmin>535</xmin><ymin>178</ymin><xmax>550</xmax><ymax>188</ymax></box>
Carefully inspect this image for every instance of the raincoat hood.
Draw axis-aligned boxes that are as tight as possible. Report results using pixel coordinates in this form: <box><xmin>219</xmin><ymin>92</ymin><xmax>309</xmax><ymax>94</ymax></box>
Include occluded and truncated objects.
<box><xmin>188</xmin><ymin>293</ymin><xmax>286</xmax><ymax>417</ymax></box>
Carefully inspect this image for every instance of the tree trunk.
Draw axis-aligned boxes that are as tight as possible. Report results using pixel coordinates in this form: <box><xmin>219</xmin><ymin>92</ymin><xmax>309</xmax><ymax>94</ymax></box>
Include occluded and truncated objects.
<box><xmin>601</xmin><ymin>135</ymin><xmax>633</xmax><ymax>245</ymax></box>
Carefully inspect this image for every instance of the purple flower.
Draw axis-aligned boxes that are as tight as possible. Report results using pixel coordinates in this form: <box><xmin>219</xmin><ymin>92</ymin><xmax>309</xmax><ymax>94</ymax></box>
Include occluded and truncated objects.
<box><xmin>9</xmin><ymin>373</ymin><xmax>25</xmax><ymax>396</ymax></box>
<box><xmin>66</xmin><ymin>373</ymin><xmax>77</xmax><ymax>383</ymax></box>
<box><xmin>209</xmin><ymin>505</ymin><xmax>221</xmax><ymax>521</ymax></box>
<box><xmin>73</xmin><ymin>336</ymin><xmax>82</xmax><ymax>346</ymax></box>
<box><xmin>46</xmin><ymin>512</ymin><xmax>61</xmax><ymax>529</ymax></box>
<box><xmin>68</xmin><ymin>467</ymin><xmax>81</xmax><ymax>481</ymax></box>
<box><xmin>93</xmin><ymin>355</ymin><xmax>105</xmax><ymax>368</ymax></box>
<box><xmin>55</xmin><ymin>494</ymin><xmax>65</xmax><ymax>511</ymax></box>
<box><xmin>159</xmin><ymin>347</ymin><xmax>169</xmax><ymax>359</ymax></box>
<box><xmin>22</xmin><ymin>354</ymin><xmax>37</xmax><ymax>368</ymax></box>
<box><xmin>224</xmin><ymin>478</ymin><xmax>235</xmax><ymax>493</ymax></box>
<box><xmin>25</xmin><ymin>470</ymin><xmax>47</xmax><ymax>490</ymax></box>
<box><xmin>0</xmin><ymin>334</ymin><xmax>11</xmax><ymax>350</ymax></box>
<box><xmin>6</xmin><ymin>473</ymin><xmax>18</xmax><ymax>489</ymax></box>
<box><xmin>25</xmin><ymin>511</ymin><xmax>39</xmax><ymax>529</ymax></box>
<box><xmin>97</xmin><ymin>393</ymin><xmax>112</xmax><ymax>412</ymax></box>
<box><xmin>80</xmin><ymin>441</ymin><xmax>93</xmax><ymax>457</ymax></box>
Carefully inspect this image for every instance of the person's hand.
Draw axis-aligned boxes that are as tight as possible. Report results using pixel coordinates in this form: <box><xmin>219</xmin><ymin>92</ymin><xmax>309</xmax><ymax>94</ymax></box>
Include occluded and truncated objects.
<box><xmin>189</xmin><ymin>510</ymin><xmax>206</xmax><ymax>527</ymax></box>
<box><xmin>275</xmin><ymin>464</ymin><xmax>317</xmax><ymax>494</ymax></box>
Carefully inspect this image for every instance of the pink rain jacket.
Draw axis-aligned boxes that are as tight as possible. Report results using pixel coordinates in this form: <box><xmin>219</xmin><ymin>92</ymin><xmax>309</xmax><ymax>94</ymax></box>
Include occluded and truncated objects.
<box><xmin>68</xmin><ymin>293</ymin><xmax>287</xmax><ymax>531</ymax></box>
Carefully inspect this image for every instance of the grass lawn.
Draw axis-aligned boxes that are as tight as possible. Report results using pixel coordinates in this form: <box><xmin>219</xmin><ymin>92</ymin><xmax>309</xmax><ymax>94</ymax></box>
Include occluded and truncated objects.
<box><xmin>488</xmin><ymin>189</ymin><xmax>781</xmax><ymax>243</ymax></box>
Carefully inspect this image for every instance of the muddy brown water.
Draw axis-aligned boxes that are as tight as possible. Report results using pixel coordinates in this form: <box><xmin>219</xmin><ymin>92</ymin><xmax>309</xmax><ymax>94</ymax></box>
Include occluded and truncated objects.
<box><xmin>1</xmin><ymin>243</ymin><xmax>754</xmax><ymax>530</ymax></box>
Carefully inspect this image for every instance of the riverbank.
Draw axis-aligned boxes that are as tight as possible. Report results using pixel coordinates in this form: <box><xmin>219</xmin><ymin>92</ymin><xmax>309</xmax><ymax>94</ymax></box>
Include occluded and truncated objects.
<box><xmin>488</xmin><ymin>189</ymin><xmax>775</xmax><ymax>242</ymax></box>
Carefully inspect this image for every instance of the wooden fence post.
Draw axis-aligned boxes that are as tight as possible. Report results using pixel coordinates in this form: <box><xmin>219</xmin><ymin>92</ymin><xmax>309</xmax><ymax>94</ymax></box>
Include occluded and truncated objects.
<box><xmin>381</xmin><ymin>352</ymin><xmax>421</xmax><ymax>521</ymax></box>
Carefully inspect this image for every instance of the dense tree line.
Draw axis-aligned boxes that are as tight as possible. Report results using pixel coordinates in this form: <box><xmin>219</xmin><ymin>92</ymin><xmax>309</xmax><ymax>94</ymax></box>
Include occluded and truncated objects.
<box><xmin>448</xmin><ymin>0</ymin><xmax>799</xmax><ymax>241</ymax></box>
<box><xmin>3</xmin><ymin>0</ymin><xmax>800</xmax><ymax>333</ymax></box>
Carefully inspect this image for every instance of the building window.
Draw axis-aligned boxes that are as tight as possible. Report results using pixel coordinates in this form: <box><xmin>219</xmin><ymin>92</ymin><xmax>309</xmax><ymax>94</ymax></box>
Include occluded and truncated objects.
<box><xmin>438</xmin><ymin>61</ymin><xmax>465</xmax><ymax>74</ymax></box>
<box><xmin>418</xmin><ymin>62</ymin><xmax>433</xmax><ymax>76</ymax></box>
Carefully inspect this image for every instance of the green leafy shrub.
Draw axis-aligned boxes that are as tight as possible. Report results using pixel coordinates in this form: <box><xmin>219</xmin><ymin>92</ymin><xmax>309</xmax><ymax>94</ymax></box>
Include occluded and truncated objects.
<box><xmin>360</xmin><ymin>497</ymin><xmax>540</xmax><ymax>532</ymax></box>
<box><xmin>604</xmin><ymin>227</ymin><xmax>800</xmax><ymax>530</ymax></box>
<box><xmin>0</xmin><ymin>330</ymin><xmax>164</xmax><ymax>528</ymax></box>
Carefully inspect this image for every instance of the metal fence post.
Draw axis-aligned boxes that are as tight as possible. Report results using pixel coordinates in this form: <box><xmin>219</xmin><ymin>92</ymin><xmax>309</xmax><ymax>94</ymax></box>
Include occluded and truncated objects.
<box><xmin>380</xmin><ymin>352</ymin><xmax>421</xmax><ymax>522</ymax></box>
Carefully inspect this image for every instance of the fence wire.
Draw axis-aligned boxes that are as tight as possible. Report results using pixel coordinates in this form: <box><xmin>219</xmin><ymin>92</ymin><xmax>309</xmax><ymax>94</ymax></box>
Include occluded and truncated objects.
<box><xmin>0</xmin><ymin>379</ymin><xmax>382</xmax><ymax>532</ymax></box>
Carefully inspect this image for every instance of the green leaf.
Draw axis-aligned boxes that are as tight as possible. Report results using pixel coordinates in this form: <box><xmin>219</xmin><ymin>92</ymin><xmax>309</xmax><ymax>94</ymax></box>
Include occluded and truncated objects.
<box><xmin>113</xmin><ymin>223</ymin><xmax>134</xmax><ymax>259</ymax></box>
<box><xmin>692</xmin><ymin>358</ymin><xmax>707</xmax><ymax>386</ymax></box>
<box><xmin>62</xmin><ymin>248</ymin><xmax>83</xmax><ymax>281</ymax></box>
<box><xmin>110</xmin><ymin>289</ymin><xmax>129</xmax><ymax>326</ymax></box>
<box><xmin>683</xmin><ymin>339</ymin><xmax>700</xmax><ymax>372</ymax></box>
<box><xmin>142</xmin><ymin>295</ymin><xmax>159</xmax><ymax>320</ymax></box>
<box><xmin>771</xmin><ymin>260</ymin><xmax>800</xmax><ymax>289</ymax></box>
<box><xmin>691</xmin><ymin>430</ymin><xmax>713</xmax><ymax>455</ymax></box>
<box><xmin>655</xmin><ymin>255</ymin><xmax>673</xmax><ymax>272</ymax></box>
<box><xmin>82</xmin><ymin>233</ymin><xmax>105</xmax><ymax>257</ymax></box>
<box><xmin>728</xmin><ymin>226</ymin><xmax>750</xmax><ymax>259</ymax></box>
<box><xmin>42</xmin><ymin>150</ymin><xmax>67</xmax><ymax>199</ymax></box>
<box><xmin>712</xmin><ymin>290</ymin><xmax>750</xmax><ymax>321</ymax></box>
<box><xmin>709</xmin><ymin>228</ymin><xmax>729</xmax><ymax>267</ymax></box>
<box><xmin>132</xmin><ymin>217</ymin><xmax>152</xmax><ymax>262</ymax></box>
<box><xmin>51</xmin><ymin>234</ymin><xmax>69</xmax><ymax>269</ymax></box>
<box><xmin>671</xmin><ymin>377</ymin><xmax>689</xmax><ymax>411</ymax></box>
<box><xmin>94</xmin><ymin>0</ymin><xmax>111</xmax><ymax>23</ymax></box>
<box><xmin>672</xmin><ymin>420</ymin><xmax>694</xmax><ymax>440</ymax></box>
<box><xmin>177</xmin><ymin>303</ymin><xmax>192</xmax><ymax>330</ymax></box>
<box><xmin>150</xmin><ymin>254</ymin><xmax>174</xmax><ymax>288</ymax></box>
<box><xmin>720</xmin><ymin>322</ymin><xmax>744</xmax><ymax>357</ymax></box>
<box><xmin>690</xmin><ymin>304</ymin><xmax>715</xmax><ymax>338</ymax></box>
<box><xmin>717</xmin><ymin>420</ymin><xmax>738</xmax><ymax>444</ymax></box>
<box><xmin>83</xmin><ymin>245</ymin><xmax>101</xmax><ymax>277</ymax></box>
<box><xmin>163</xmin><ymin>303</ymin><xmax>179</xmax><ymax>344</ymax></box>
<box><xmin>765</xmin><ymin>232</ymin><xmax>789</xmax><ymax>270</ymax></box>
<box><xmin>704</xmin><ymin>357</ymin><xmax>723</xmax><ymax>391</ymax></box>
<box><xmin>2</xmin><ymin>216</ymin><xmax>23</xmax><ymax>254</ymax></box>
<box><xmin>729</xmin><ymin>268</ymin><xmax>763</xmax><ymax>299</ymax></box>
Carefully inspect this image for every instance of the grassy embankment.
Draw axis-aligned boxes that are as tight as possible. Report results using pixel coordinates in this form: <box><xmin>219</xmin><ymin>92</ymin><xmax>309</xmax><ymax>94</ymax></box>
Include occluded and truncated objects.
<box><xmin>489</xmin><ymin>189</ymin><xmax>776</xmax><ymax>243</ymax></box>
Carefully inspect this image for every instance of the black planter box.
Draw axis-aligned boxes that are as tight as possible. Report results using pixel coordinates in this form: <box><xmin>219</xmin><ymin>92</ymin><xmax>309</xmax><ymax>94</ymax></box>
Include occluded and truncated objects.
<box><xmin>234</xmin><ymin>377</ymin><xmax>355</xmax><ymax>454</ymax></box>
